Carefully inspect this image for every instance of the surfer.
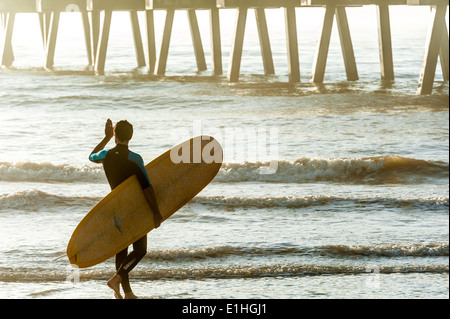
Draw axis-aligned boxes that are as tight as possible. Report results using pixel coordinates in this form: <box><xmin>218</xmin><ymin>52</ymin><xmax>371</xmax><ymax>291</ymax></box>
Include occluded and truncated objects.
<box><xmin>89</xmin><ymin>119</ymin><xmax>162</xmax><ymax>299</ymax></box>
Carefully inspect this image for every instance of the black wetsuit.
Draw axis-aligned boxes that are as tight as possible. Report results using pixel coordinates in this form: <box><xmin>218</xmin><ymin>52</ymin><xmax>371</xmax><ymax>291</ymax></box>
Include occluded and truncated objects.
<box><xmin>89</xmin><ymin>144</ymin><xmax>150</xmax><ymax>294</ymax></box>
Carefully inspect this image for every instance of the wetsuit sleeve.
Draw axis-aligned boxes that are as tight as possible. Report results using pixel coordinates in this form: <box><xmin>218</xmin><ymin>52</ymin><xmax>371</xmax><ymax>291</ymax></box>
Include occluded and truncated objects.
<box><xmin>128</xmin><ymin>152</ymin><xmax>152</xmax><ymax>188</ymax></box>
<box><xmin>89</xmin><ymin>149</ymin><xmax>108</xmax><ymax>163</ymax></box>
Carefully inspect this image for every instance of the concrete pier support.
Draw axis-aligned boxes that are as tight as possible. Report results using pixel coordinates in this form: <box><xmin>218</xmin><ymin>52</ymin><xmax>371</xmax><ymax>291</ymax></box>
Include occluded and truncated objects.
<box><xmin>147</xmin><ymin>0</ymin><xmax>220</xmax><ymax>76</ymax></box>
<box><xmin>305</xmin><ymin>2</ymin><xmax>358</xmax><ymax>83</ymax></box>
<box><xmin>210</xmin><ymin>6</ymin><xmax>223</xmax><ymax>75</ymax></box>
<box><xmin>1</xmin><ymin>12</ymin><xmax>15</xmax><ymax>67</ymax></box>
<box><xmin>217</xmin><ymin>0</ymin><xmax>300</xmax><ymax>83</ymax></box>
<box><xmin>89</xmin><ymin>10</ymin><xmax>100</xmax><ymax>66</ymax></box>
<box><xmin>285</xmin><ymin>6</ymin><xmax>300</xmax><ymax>82</ymax></box>
<box><xmin>37</xmin><ymin>1</ymin><xmax>92</xmax><ymax>69</ymax></box>
<box><xmin>43</xmin><ymin>10</ymin><xmax>60</xmax><ymax>69</ymax></box>
<box><xmin>94</xmin><ymin>9</ymin><xmax>112</xmax><ymax>75</ymax></box>
<box><xmin>188</xmin><ymin>9</ymin><xmax>207</xmax><ymax>72</ymax></box>
<box><xmin>154</xmin><ymin>8</ymin><xmax>174</xmax><ymax>75</ymax></box>
<box><xmin>310</xmin><ymin>5</ymin><xmax>334</xmax><ymax>83</ymax></box>
<box><xmin>87</xmin><ymin>0</ymin><xmax>147</xmax><ymax>75</ymax></box>
<box><xmin>411</xmin><ymin>0</ymin><xmax>449</xmax><ymax>94</ymax></box>
<box><xmin>255</xmin><ymin>7</ymin><xmax>275</xmax><ymax>75</ymax></box>
<box><xmin>145</xmin><ymin>9</ymin><xmax>156</xmax><ymax>74</ymax></box>
<box><xmin>439</xmin><ymin>22</ymin><xmax>449</xmax><ymax>81</ymax></box>
<box><xmin>377</xmin><ymin>4</ymin><xmax>394</xmax><ymax>81</ymax></box>
<box><xmin>80</xmin><ymin>9</ymin><xmax>93</xmax><ymax>66</ymax></box>
<box><xmin>130</xmin><ymin>10</ymin><xmax>146</xmax><ymax>68</ymax></box>
<box><xmin>1</xmin><ymin>0</ymin><xmax>39</xmax><ymax>68</ymax></box>
<box><xmin>336</xmin><ymin>6</ymin><xmax>358</xmax><ymax>81</ymax></box>
<box><xmin>38</xmin><ymin>11</ymin><xmax>49</xmax><ymax>49</ymax></box>
<box><xmin>227</xmin><ymin>6</ymin><xmax>247</xmax><ymax>82</ymax></box>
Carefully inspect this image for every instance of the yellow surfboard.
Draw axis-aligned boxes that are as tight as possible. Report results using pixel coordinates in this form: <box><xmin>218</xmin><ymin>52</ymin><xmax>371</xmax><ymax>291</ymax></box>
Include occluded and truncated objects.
<box><xmin>67</xmin><ymin>136</ymin><xmax>222</xmax><ymax>268</ymax></box>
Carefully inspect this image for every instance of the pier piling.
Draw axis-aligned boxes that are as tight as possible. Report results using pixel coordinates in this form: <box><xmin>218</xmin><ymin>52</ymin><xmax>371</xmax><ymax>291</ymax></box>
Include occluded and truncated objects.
<box><xmin>377</xmin><ymin>3</ymin><xmax>394</xmax><ymax>81</ymax></box>
<box><xmin>255</xmin><ymin>8</ymin><xmax>275</xmax><ymax>76</ymax></box>
<box><xmin>147</xmin><ymin>0</ymin><xmax>221</xmax><ymax>76</ymax></box>
<box><xmin>37</xmin><ymin>1</ymin><xmax>92</xmax><ymax>70</ymax></box>
<box><xmin>187</xmin><ymin>9</ymin><xmax>207</xmax><ymax>72</ymax></box>
<box><xmin>1</xmin><ymin>0</ymin><xmax>39</xmax><ymax>68</ymax></box>
<box><xmin>87</xmin><ymin>0</ymin><xmax>146</xmax><ymax>75</ymax></box>
<box><xmin>130</xmin><ymin>10</ymin><xmax>146</xmax><ymax>68</ymax></box>
<box><xmin>440</xmin><ymin>22</ymin><xmax>449</xmax><ymax>80</ymax></box>
<box><xmin>89</xmin><ymin>10</ymin><xmax>99</xmax><ymax>67</ymax></box>
<box><xmin>145</xmin><ymin>9</ymin><xmax>156</xmax><ymax>73</ymax></box>
<box><xmin>303</xmin><ymin>1</ymin><xmax>359</xmax><ymax>83</ymax></box>
<box><xmin>412</xmin><ymin>0</ymin><xmax>448</xmax><ymax>94</ymax></box>
<box><xmin>227</xmin><ymin>6</ymin><xmax>247</xmax><ymax>82</ymax></box>
<box><xmin>1</xmin><ymin>11</ymin><xmax>15</xmax><ymax>67</ymax></box>
<box><xmin>154</xmin><ymin>7</ymin><xmax>174</xmax><ymax>76</ymax></box>
<box><xmin>284</xmin><ymin>5</ymin><xmax>300</xmax><ymax>83</ymax></box>
<box><xmin>217</xmin><ymin>0</ymin><xmax>301</xmax><ymax>83</ymax></box>
<box><xmin>94</xmin><ymin>9</ymin><xmax>112</xmax><ymax>75</ymax></box>
<box><xmin>43</xmin><ymin>10</ymin><xmax>59</xmax><ymax>69</ymax></box>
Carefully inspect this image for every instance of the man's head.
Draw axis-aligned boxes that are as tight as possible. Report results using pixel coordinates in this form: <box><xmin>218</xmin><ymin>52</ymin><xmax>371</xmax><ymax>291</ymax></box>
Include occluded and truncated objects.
<box><xmin>114</xmin><ymin>120</ymin><xmax>133</xmax><ymax>144</ymax></box>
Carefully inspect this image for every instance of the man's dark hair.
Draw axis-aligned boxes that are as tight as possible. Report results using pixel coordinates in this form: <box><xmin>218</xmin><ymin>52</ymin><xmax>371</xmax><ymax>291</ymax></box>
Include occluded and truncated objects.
<box><xmin>114</xmin><ymin>120</ymin><xmax>133</xmax><ymax>142</ymax></box>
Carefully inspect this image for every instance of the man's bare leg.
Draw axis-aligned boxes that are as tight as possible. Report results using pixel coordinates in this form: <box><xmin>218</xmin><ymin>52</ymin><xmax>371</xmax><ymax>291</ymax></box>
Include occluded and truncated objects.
<box><xmin>107</xmin><ymin>274</ymin><xmax>122</xmax><ymax>298</ymax></box>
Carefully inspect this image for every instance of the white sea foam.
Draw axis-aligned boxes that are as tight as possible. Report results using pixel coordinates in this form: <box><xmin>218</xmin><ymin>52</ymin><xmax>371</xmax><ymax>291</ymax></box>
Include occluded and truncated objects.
<box><xmin>140</xmin><ymin>243</ymin><xmax>449</xmax><ymax>262</ymax></box>
<box><xmin>0</xmin><ymin>190</ymin><xmax>100</xmax><ymax>211</ymax></box>
<box><xmin>1</xmin><ymin>189</ymin><xmax>447</xmax><ymax>212</ymax></box>
<box><xmin>0</xmin><ymin>162</ymin><xmax>105</xmax><ymax>183</ymax></box>
<box><xmin>215</xmin><ymin>155</ymin><xmax>448</xmax><ymax>183</ymax></box>
<box><xmin>1</xmin><ymin>156</ymin><xmax>445</xmax><ymax>184</ymax></box>
<box><xmin>191</xmin><ymin>195</ymin><xmax>449</xmax><ymax>210</ymax></box>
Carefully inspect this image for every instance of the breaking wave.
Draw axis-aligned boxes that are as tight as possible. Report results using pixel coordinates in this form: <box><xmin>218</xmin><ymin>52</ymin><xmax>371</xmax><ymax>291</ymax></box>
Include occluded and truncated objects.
<box><xmin>124</xmin><ymin>265</ymin><xmax>449</xmax><ymax>281</ymax></box>
<box><xmin>1</xmin><ymin>244</ymin><xmax>447</xmax><ymax>282</ymax></box>
<box><xmin>1</xmin><ymin>264</ymin><xmax>447</xmax><ymax>283</ymax></box>
<box><xmin>141</xmin><ymin>243</ymin><xmax>449</xmax><ymax>262</ymax></box>
<box><xmin>216</xmin><ymin>155</ymin><xmax>449</xmax><ymax>183</ymax></box>
<box><xmin>1</xmin><ymin>190</ymin><xmax>447</xmax><ymax>212</ymax></box>
<box><xmin>0</xmin><ymin>162</ymin><xmax>105</xmax><ymax>183</ymax></box>
<box><xmin>192</xmin><ymin>195</ymin><xmax>449</xmax><ymax>210</ymax></box>
<box><xmin>0</xmin><ymin>190</ymin><xmax>100</xmax><ymax>211</ymax></box>
<box><xmin>1</xmin><ymin>155</ymin><xmax>447</xmax><ymax>184</ymax></box>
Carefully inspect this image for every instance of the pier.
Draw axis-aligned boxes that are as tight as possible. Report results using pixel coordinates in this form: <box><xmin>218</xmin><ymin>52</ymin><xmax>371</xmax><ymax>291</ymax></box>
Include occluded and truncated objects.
<box><xmin>1</xmin><ymin>0</ymin><xmax>448</xmax><ymax>94</ymax></box>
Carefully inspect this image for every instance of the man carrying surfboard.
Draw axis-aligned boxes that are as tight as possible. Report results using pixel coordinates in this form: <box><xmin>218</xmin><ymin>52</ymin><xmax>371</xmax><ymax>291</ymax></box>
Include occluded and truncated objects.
<box><xmin>89</xmin><ymin>119</ymin><xmax>162</xmax><ymax>299</ymax></box>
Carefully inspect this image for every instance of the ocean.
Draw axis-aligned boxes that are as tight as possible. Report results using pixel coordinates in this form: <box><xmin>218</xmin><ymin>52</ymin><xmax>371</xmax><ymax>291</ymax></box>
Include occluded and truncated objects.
<box><xmin>0</xmin><ymin>7</ymin><xmax>448</xmax><ymax>299</ymax></box>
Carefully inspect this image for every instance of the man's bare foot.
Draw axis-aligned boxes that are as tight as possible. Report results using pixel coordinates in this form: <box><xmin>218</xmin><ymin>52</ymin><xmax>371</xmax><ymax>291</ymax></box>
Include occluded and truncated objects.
<box><xmin>107</xmin><ymin>274</ymin><xmax>122</xmax><ymax>299</ymax></box>
<box><xmin>124</xmin><ymin>292</ymin><xmax>138</xmax><ymax>299</ymax></box>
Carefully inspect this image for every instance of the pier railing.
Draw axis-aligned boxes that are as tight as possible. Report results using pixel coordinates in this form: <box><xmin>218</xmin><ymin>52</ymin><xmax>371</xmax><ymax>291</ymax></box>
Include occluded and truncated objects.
<box><xmin>0</xmin><ymin>0</ymin><xmax>448</xmax><ymax>94</ymax></box>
